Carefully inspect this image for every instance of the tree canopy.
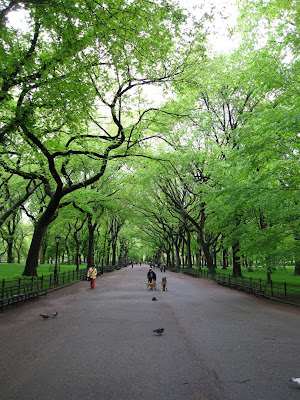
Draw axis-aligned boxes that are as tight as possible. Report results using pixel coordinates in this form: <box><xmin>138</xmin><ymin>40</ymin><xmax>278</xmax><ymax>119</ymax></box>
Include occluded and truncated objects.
<box><xmin>0</xmin><ymin>0</ymin><xmax>299</xmax><ymax>276</ymax></box>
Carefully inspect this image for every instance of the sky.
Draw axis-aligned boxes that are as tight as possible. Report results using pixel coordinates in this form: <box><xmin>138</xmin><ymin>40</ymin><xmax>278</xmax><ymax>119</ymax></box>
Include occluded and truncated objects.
<box><xmin>178</xmin><ymin>0</ymin><xmax>239</xmax><ymax>53</ymax></box>
<box><xmin>8</xmin><ymin>0</ymin><xmax>239</xmax><ymax>53</ymax></box>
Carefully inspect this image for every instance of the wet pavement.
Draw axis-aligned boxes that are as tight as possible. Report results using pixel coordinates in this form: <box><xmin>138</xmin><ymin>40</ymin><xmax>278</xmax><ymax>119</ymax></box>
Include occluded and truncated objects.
<box><xmin>0</xmin><ymin>265</ymin><xmax>299</xmax><ymax>400</ymax></box>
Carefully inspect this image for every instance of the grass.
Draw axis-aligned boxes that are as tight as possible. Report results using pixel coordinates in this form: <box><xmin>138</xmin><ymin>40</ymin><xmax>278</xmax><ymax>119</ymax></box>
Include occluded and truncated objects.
<box><xmin>194</xmin><ymin>266</ymin><xmax>300</xmax><ymax>285</ymax></box>
<box><xmin>0</xmin><ymin>263</ymin><xmax>87</xmax><ymax>280</ymax></box>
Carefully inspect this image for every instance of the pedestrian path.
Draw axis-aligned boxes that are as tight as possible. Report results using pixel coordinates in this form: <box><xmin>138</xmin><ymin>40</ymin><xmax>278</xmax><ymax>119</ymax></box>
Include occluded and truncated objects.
<box><xmin>0</xmin><ymin>265</ymin><xmax>299</xmax><ymax>400</ymax></box>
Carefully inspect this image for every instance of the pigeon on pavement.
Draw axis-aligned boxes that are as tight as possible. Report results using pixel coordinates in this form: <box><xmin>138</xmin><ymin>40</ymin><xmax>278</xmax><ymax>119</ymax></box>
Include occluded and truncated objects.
<box><xmin>51</xmin><ymin>312</ymin><xmax>58</xmax><ymax>317</ymax></box>
<box><xmin>289</xmin><ymin>378</ymin><xmax>300</xmax><ymax>385</ymax></box>
<box><xmin>39</xmin><ymin>314</ymin><xmax>49</xmax><ymax>319</ymax></box>
<box><xmin>153</xmin><ymin>328</ymin><xmax>164</xmax><ymax>335</ymax></box>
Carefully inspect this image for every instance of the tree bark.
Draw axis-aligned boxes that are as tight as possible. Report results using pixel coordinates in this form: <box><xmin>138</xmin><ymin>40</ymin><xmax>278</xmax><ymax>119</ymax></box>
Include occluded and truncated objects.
<box><xmin>232</xmin><ymin>242</ymin><xmax>242</xmax><ymax>277</ymax></box>
<box><xmin>185</xmin><ymin>226</ymin><xmax>192</xmax><ymax>269</ymax></box>
<box><xmin>197</xmin><ymin>231</ymin><xmax>213</xmax><ymax>272</ymax></box>
<box><xmin>87</xmin><ymin>214</ymin><xmax>96</xmax><ymax>269</ymax></box>
<box><xmin>23</xmin><ymin>194</ymin><xmax>61</xmax><ymax>276</ymax></box>
<box><xmin>222</xmin><ymin>248</ymin><xmax>228</xmax><ymax>269</ymax></box>
<box><xmin>7</xmin><ymin>238</ymin><xmax>14</xmax><ymax>263</ymax></box>
<box><xmin>294</xmin><ymin>260</ymin><xmax>300</xmax><ymax>276</ymax></box>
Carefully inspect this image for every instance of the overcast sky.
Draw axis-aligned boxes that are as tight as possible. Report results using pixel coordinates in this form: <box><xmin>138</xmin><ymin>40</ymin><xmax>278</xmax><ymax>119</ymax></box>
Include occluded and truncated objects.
<box><xmin>178</xmin><ymin>0</ymin><xmax>238</xmax><ymax>53</ymax></box>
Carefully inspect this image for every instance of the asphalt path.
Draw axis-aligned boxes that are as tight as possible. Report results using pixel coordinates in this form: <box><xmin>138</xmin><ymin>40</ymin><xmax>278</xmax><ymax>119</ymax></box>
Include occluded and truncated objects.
<box><xmin>0</xmin><ymin>265</ymin><xmax>299</xmax><ymax>400</ymax></box>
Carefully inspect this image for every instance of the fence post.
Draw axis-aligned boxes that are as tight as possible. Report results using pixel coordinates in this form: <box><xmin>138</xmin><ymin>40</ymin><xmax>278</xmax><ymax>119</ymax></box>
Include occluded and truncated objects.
<box><xmin>50</xmin><ymin>274</ymin><xmax>52</xmax><ymax>289</ymax></box>
<box><xmin>271</xmin><ymin>280</ymin><xmax>273</xmax><ymax>297</ymax></box>
<box><xmin>2</xmin><ymin>279</ymin><xmax>5</xmax><ymax>288</ymax></box>
<box><xmin>41</xmin><ymin>275</ymin><xmax>44</xmax><ymax>288</ymax></box>
<box><xmin>284</xmin><ymin>282</ymin><xmax>287</xmax><ymax>299</ymax></box>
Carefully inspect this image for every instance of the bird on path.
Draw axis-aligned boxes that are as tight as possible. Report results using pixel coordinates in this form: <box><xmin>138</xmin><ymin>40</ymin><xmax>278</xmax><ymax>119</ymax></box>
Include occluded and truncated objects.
<box><xmin>51</xmin><ymin>312</ymin><xmax>58</xmax><ymax>317</ymax></box>
<box><xmin>153</xmin><ymin>328</ymin><xmax>164</xmax><ymax>335</ymax></box>
<box><xmin>39</xmin><ymin>314</ymin><xmax>49</xmax><ymax>319</ymax></box>
<box><xmin>289</xmin><ymin>378</ymin><xmax>300</xmax><ymax>385</ymax></box>
<box><xmin>152</xmin><ymin>297</ymin><xmax>158</xmax><ymax>301</ymax></box>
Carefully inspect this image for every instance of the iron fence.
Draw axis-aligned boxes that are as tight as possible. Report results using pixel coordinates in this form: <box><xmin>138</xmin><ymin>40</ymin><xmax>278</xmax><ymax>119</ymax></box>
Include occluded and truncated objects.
<box><xmin>170</xmin><ymin>267</ymin><xmax>300</xmax><ymax>305</ymax></box>
<box><xmin>1</xmin><ymin>268</ymin><xmax>87</xmax><ymax>291</ymax></box>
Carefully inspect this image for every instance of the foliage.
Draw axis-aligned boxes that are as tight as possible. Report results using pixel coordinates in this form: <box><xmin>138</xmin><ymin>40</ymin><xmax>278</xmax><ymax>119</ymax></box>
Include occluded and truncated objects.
<box><xmin>0</xmin><ymin>1</ymin><xmax>299</xmax><ymax>277</ymax></box>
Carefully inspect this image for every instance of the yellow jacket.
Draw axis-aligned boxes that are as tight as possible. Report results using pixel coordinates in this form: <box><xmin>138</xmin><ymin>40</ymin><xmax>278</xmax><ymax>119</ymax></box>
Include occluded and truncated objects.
<box><xmin>87</xmin><ymin>267</ymin><xmax>97</xmax><ymax>279</ymax></box>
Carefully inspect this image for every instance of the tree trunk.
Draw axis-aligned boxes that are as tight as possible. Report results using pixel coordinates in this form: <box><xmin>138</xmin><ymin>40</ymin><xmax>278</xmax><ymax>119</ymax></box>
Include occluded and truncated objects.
<box><xmin>232</xmin><ymin>242</ymin><xmax>242</xmax><ymax>277</ymax></box>
<box><xmin>294</xmin><ymin>234</ymin><xmax>300</xmax><ymax>275</ymax></box>
<box><xmin>185</xmin><ymin>227</ymin><xmax>192</xmax><ymax>269</ymax></box>
<box><xmin>23</xmin><ymin>219</ymin><xmax>48</xmax><ymax>276</ymax></box>
<box><xmin>196</xmin><ymin>252</ymin><xmax>202</xmax><ymax>269</ymax></box>
<box><xmin>197</xmin><ymin>231</ymin><xmax>213</xmax><ymax>272</ymax></box>
<box><xmin>17</xmin><ymin>250</ymin><xmax>21</xmax><ymax>263</ymax></box>
<box><xmin>23</xmin><ymin>195</ymin><xmax>61</xmax><ymax>276</ymax></box>
<box><xmin>111</xmin><ymin>237</ymin><xmax>117</xmax><ymax>266</ymax></box>
<box><xmin>7</xmin><ymin>238</ymin><xmax>14</xmax><ymax>263</ymax></box>
<box><xmin>222</xmin><ymin>248</ymin><xmax>228</xmax><ymax>269</ymax></box>
<box><xmin>105</xmin><ymin>239</ymin><xmax>111</xmax><ymax>267</ymax></box>
<box><xmin>87</xmin><ymin>214</ymin><xmax>96</xmax><ymax>268</ymax></box>
<box><xmin>39</xmin><ymin>237</ymin><xmax>47</xmax><ymax>265</ymax></box>
<box><xmin>74</xmin><ymin>234</ymin><xmax>80</xmax><ymax>271</ymax></box>
<box><xmin>212</xmin><ymin>245</ymin><xmax>217</xmax><ymax>268</ymax></box>
<box><xmin>174</xmin><ymin>242</ymin><xmax>181</xmax><ymax>268</ymax></box>
<box><xmin>165</xmin><ymin>249</ymin><xmax>170</xmax><ymax>268</ymax></box>
<box><xmin>294</xmin><ymin>260</ymin><xmax>300</xmax><ymax>276</ymax></box>
<box><xmin>181</xmin><ymin>242</ymin><xmax>185</xmax><ymax>268</ymax></box>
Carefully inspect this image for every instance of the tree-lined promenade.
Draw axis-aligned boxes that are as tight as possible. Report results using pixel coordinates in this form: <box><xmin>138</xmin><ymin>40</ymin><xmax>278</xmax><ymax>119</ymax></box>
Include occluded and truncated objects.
<box><xmin>0</xmin><ymin>1</ymin><xmax>299</xmax><ymax>279</ymax></box>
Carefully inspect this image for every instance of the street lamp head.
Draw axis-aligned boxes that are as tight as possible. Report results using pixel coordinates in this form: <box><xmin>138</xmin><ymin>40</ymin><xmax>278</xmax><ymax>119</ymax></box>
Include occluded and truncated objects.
<box><xmin>55</xmin><ymin>235</ymin><xmax>61</xmax><ymax>244</ymax></box>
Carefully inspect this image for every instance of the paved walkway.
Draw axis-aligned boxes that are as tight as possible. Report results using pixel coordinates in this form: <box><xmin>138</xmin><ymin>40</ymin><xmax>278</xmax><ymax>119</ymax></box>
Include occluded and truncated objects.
<box><xmin>0</xmin><ymin>265</ymin><xmax>299</xmax><ymax>400</ymax></box>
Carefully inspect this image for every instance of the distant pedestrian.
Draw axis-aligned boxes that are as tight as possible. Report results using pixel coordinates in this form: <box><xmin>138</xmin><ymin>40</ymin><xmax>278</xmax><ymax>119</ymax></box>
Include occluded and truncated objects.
<box><xmin>87</xmin><ymin>265</ymin><xmax>97</xmax><ymax>289</ymax></box>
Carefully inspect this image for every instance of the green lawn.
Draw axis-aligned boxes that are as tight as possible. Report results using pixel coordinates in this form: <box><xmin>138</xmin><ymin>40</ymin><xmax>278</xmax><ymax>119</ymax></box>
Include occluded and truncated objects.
<box><xmin>0</xmin><ymin>263</ymin><xmax>87</xmax><ymax>280</ymax></box>
<box><xmin>196</xmin><ymin>266</ymin><xmax>300</xmax><ymax>285</ymax></box>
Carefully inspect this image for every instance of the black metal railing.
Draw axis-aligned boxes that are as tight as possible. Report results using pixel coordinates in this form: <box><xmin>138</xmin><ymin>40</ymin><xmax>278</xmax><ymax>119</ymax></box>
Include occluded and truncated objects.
<box><xmin>171</xmin><ymin>267</ymin><xmax>300</xmax><ymax>305</ymax></box>
<box><xmin>1</xmin><ymin>268</ymin><xmax>87</xmax><ymax>292</ymax></box>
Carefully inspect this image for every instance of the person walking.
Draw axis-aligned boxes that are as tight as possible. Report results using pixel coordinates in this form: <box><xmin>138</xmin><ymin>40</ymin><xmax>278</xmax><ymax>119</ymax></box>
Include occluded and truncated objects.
<box><xmin>147</xmin><ymin>268</ymin><xmax>156</xmax><ymax>283</ymax></box>
<box><xmin>87</xmin><ymin>264</ymin><xmax>97</xmax><ymax>289</ymax></box>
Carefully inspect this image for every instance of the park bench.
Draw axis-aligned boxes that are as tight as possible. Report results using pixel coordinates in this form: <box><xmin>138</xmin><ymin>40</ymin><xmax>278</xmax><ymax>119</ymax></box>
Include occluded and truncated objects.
<box><xmin>215</xmin><ymin>275</ymin><xmax>230</xmax><ymax>286</ymax></box>
<box><xmin>228</xmin><ymin>277</ymin><xmax>244</xmax><ymax>290</ymax></box>
<box><xmin>0</xmin><ymin>286</ymin><xmax>24</xmax><ymax>312</ymax></box>
<box><xmin>104</xmin><ymin>266</ymin><xmax>115</xmax><ymax>272</ymax></box>
<box><xmin>238</xmin><ymin>280</ymin><xmax>268</xmax><ymax>297</ymax></box>
<box><xmin>184</xmin><ymin>269</ymin><xmax>199</xmax><ymax>278</ymax></box>
<box><xmin>214</xmin><ymin>276</ymin><xmax>268</xmax><ymax>298</ymax></box>
<box><xmin>243</xmin><ymin>280</ymin><xmax>257</xmax><ymax>294</ymax></box>
<box><xmin>252</xmin><ymin>282</ymin><xmax>268</xmax><ymax>297</ymax></box>
<box><xmin>0</xmin><ymin>283</ymin><xmax>47</xmax><ymax>313</ymax></box>
<box><xmin>22</xmin><ymin>282</ymin><xmax>47</xmax><ymax>302</ymax></box>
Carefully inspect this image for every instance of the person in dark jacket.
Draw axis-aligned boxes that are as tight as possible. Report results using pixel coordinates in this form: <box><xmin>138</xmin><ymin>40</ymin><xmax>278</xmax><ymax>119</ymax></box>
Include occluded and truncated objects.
<box><xmin>147</xmin><ymin>268</ymin><xmax>156</xmax><ymax>283</ymax></box>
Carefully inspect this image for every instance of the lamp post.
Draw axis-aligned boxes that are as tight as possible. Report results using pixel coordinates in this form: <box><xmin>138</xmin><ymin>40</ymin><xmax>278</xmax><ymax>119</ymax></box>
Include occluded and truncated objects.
<box><xmin>212</xmin><ymin>244</ymin><xmax>216</xmax><ymax>269</ymax></box>
<box><xmin>54</xmin><ymin>234</ymin><xmax>61</xmax><ymax>284</ymax></box>
<box><xmin>96</xmin><ymin>247</ymin><xmax>99</xmax><ymax>269</ymax></box>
